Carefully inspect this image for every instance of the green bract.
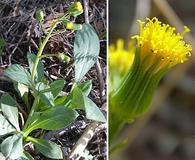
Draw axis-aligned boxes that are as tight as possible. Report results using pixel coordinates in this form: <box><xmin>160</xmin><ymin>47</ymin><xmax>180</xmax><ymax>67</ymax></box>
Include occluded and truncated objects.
<box><xmin>109</xmin><ymin>48</ymin><xmax>168</xmax><ymax>144</ymax></box>
<box><xmin>1</xmin><ymin>2</ymin><xmax>105</xmax><ymax>159</ymax></box>
<box><xmin>110</xmin><ymin>48</ymin><xmax>167</xmax><ymax>121</ymax></box>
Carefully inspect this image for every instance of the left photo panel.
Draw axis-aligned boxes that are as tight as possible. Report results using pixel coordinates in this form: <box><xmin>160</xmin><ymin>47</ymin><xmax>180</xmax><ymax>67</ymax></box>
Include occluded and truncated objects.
<box><xmin>0</xmin><ymin>0</ymin><xmax>107</xmax><ymax>159</ymax></box>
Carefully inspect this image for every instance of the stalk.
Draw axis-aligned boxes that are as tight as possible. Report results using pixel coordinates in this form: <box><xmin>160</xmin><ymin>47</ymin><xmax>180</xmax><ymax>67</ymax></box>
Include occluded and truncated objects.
<box><xmin>31</xmin><ymin>21</ymin><xmax>58</xmax><ymax>82</ymax></box>
<box><xmin>24</xmin><ymin>21</ymin><xmax>59</xmax><ymax>131</ymax></box>
<box><xmin>23</xmin><ymin>96</ymin><xmax>39</xmax><ymax>130</ymax></box>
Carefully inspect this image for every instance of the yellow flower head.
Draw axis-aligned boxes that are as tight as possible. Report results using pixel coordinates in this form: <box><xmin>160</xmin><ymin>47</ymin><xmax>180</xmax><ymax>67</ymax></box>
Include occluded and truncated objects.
<box><xmin>75</xmin><ymin>2</ymin><xmax>83</xmax><ymax>12</ymax></box>
<box><xmin>132</xmin><ymin>17</ymin><xmax>192</xmax><ymax>70</ymax></box>
<box><xmin>66</xmin><ymin>22</ymin><xmax>74</xmax><ymax>30</ymax></box>
<box><xmin>68</xmin><ymin>2</ymin><xmax>83</xmax><ymax>17</ymax></box>
<box><xmin>109</xmin><ymin>39</ymin><xmax>135</xmax><ymax>76</ymax></box>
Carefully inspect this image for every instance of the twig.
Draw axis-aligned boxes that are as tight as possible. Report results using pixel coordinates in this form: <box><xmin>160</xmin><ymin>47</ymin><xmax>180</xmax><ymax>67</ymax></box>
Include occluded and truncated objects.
<box><xmin>95</xmin><ymin>59</ymin><xmax>105</xmax><ymax>104</ymax></box>
<box><xmin>30</xmin><ymin>38</ymin><xmax>39</xmax><ymax>50</ymax></box>
<box><xmin>69</xmin><ymin>122</ymin><xmax>99</xmax><ymax>159</ymax></box>
<box><xmin>83</xmin><ymin>0</ymin><xmax>89</xmax><ymax>23</ymax></box>
<box><xmin>93</xmin><ymin>4</ymin><xmax>106</xmax><ymax>30</ymax></box>
<box><xmin>8</xmin><ymin>32</ymin><xmax>27</xmax><ymax>64</ymax></box>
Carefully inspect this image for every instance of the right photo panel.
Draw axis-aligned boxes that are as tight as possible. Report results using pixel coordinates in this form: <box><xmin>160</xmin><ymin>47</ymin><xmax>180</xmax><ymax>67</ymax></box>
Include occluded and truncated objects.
<box><xmin>109</xmin><ymin>0</ymin><xmax>195</xmax><ymax>159</ymax></box>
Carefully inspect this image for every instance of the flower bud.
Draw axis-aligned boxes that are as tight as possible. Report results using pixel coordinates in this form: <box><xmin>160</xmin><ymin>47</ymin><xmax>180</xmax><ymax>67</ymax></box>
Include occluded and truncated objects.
<box><xmin>68</xmin><ymin>2</ymin><xmax>83</xmax><ymax>17</ymax></box>
<box><xmin>57</xmin><ymin>53</ymin><xmax>70</xmax><ymax>62</ymax></box>
<box><xmin>66</xmin><ymin>22</ymin><xmax>82</xmax><ymax>30</ymax></box>
<box><xmin>66</xmin><ymin>22</ymin><xmax>74</xmax><ymax>30</ymax></box>
<box><xmin>36</xmin><ymin>9</ymin><xmax>44</xmax><ymax>23</ymax></box>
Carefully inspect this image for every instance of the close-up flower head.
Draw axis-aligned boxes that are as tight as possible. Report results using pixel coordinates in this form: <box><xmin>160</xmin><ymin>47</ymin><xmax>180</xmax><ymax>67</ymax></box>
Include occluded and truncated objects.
<box><xmin>109</xmin><ymin>1</ymin><xmax>195</xmax><ymax>159</ymax></box>
<box><xmin>132</xmin><ymin>17</ymin><xmax>192</xmax><ymax>71</ymax></box>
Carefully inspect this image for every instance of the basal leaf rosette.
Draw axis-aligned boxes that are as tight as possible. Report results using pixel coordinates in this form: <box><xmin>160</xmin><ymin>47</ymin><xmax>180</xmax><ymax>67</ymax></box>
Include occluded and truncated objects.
<box><xmin>110</xmin><ymin>17</ymin><xmax>192</xmax><ymax>122</ymax></box>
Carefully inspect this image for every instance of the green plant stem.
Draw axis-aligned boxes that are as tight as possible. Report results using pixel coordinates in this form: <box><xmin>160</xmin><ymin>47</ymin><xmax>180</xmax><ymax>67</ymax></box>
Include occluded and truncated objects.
<box><xmin>23</xmin><ymin>12</ymin><xmax>70</xmax><ymax>136</ymax></box>
<box><xmin>25</xmin><ymin>136</ymin><xmax>37</xmax><ymax>142</ymax></box>
<box><xmin>23</xmin><ymin>96</ymin><xmax>39</xmax><ymax>130</ymax></box>
<box><xmin>51</xmin><ymin>29</ymin><xmax>67</xmax><ymax>36</ymax></box>
<box><xmin>39</xmin><ymin>54</ymin><xmax>59</xmax><ymax>58</ymax></box>
<box><xmin>31</xmin><ymin>21</ymin><xmax>59</xmax><ymax>82</ymax></box>
<box><xmin>24</xmin><ymin>21</ymin><xmax>58</xmax><ymax>133</ymax></box>
<box><xmin>31</xmin><ymin>12</ymin><xmax>69</xmax><ymax>82</ymax></box>
<box><xmin>39</xmin><ymin>22</ymin><xmax>43</xmax><ymax>46</ymax></box>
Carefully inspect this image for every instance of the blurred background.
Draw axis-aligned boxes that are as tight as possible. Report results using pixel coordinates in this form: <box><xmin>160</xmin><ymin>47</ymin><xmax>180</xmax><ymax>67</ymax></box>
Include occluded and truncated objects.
<box><xmin>109</xmin><ymin>0</ymin><xmax>195</xmax><ymax>160</ymax></box>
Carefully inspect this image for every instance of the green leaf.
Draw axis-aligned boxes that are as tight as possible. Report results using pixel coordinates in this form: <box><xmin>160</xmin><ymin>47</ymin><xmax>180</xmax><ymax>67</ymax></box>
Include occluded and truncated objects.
<box><xmin>4</xmin><ymin>64</ymin><xmax>32</xmax><ymax>86</ymax></box>
<box><xmin>25</xmin><ymin>112</ymin><xmax>41</xmax><ymax>128</ymax></box>
<box><xmin>83</xmin><ymin>94</ymin><xmax>106</xmax><ymax>122</ymax></box>
<box><xmin>68</xmin><ymin>85</ymin><xmax>84</xmax><ymax>109</ymax></box>
<box><xmin>74</xmin><ymin>23</ymin><xmax>100</xmax><ymax>82</ymax></box>
<box><xmin>27</xmin><ymin>52</ymin><xmax>44</xmax><ymax>82</ymax></box>
<box><xmin>36</xmin><ymin>82</ymin><xmax>54</xmax><ymax>107</ymax></box>
<box><xmin>77</xmin><ymin>80</ymin><xmax>92</xmax><ymax>96</ymax></box>
<box><xmin>18</xmin><ymin>152</ymin><xmax>34</xmax><ymax>160</ymax></box>
<box><xmin>28</xmin><ymin>137</ymin><xmax>63</xmax><ymax>159</ymax></box>
<box><xmin>65</xmin><ymin>86</ymin><xmax>105</xmax><ymax>122</ymax></box>
<box><xmin>14</xmin><ymin>82</ymin><xmax>29</xmax><ymax>109</ymax></box>
<box><xmin>40</xmin><ymin>92</ymin><xmax>54</xmax><ymax>107</ymax></box>
<box><xmin>36</xmin><ymin>80</ymin><xmax>65</xmax><ymax>107</ymax></box>
<box><xmin>25</xmin><ymin>106</ymin><xmax>78</xmax><ymax>132</ymax></box>
<box><xmin>54</xmin><ymin>96</ymin><xmax>67</xmax><ymax>106</ymax></box>
<box><xmin>0</xmin><ymin>114</ymin><xmax>16</xmax><ymax>136</ymax></box>
<box><xmin>1</xmin><ymin>133</ymin><xmax>23</xmax><ymax>159</ymax></box>
<box><xmin>14</xmin><ymin>82</ymin><xmax>29</xmax><ymax>98</ymax></box>
<box><xmin>50</xmin><ymin>80</ymin><xmax>65</xmax><ymax>98</ymax></box>
<box><xmin>0</xmin><ymin>93</ymin><xmax>20</xmax><ymax>130</ymax></box>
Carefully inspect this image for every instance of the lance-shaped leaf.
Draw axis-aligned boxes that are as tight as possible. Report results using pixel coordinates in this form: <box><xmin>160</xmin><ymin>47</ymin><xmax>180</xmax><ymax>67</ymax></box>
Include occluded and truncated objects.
<box><xmin>66</xmin><ymin>86</ymin><xmax>106</xmax><ymax>122</ymax></box>
<box><xmin>25</xmin><ymin>106</ymin><xmax>78</xmax><ymax>134</ymax></box>
<box><xmin>50</xmin><ymin>80</ymin><xmax>65</xmax><ymax>98</ymax></box>
<box><xmin>0</xmin><ymin>93</ymin><xmax>20</xmax><ymax>131</ymax></box>
<box><xmin>18</xmin><ymin>152</ymin><xmax>34</xmax><ymax>160</ymax></box>
<box><xmin>1</xmin><ymin>133</ymin><xmax>23</xmax><ymax>159</ymax></box>
<box><xmin>77</xmin><ymin>80</ymin><xmax>92</xmax><ymax>96</ymax></box>
<box><xmin>4</xmin><ymin>64</ymin><xmax>32</xmax><ymax>86</ymax></box>
<box><xmin>27</xmin><ymin>137</ymin><xmax>63</xmax><ymax>159</ymax></box>
<box><xmin>36</xmin><ymin>82</ymin><xmax>54</xmax><ymax>107</ymax></box>
<box><xmin>0</xmin><ymin>114</ymin><xmax>16</xmax><ymax>136</ymax></box>
<box><xmin>68</xmin><ymin>85</ymin><xmax>84</xmax><ymax>109</ymax></box>
<box><xmin>74</xmin><ymin>23</ymin><xmax>100</xmax><ymax>82</ymax></box>
<box><xmin>83</xmin><ymin>94</ymin><xmax>106</xmax><ymax>122</ymax></box>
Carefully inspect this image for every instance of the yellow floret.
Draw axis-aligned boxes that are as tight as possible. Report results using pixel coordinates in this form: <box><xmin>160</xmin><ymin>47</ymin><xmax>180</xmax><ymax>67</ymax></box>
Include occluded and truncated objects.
<box><xmin>66</xmin><ymin>22</ymin><xmax>74</xmax><ymax>30</ymax></box>
<box><xmin>109</xmin><ymin>39</ymin><xmax>135</xmax><ymax>75</ymax></box>
<box><xmin>132</xmin><ymin>17</ymin><xmax>192</xmax><ymax>69</ymax></box>
<box><xmin>75</xmin><ymin>2</ymin><xmax>83</xmax><ymax>12</ymax></box>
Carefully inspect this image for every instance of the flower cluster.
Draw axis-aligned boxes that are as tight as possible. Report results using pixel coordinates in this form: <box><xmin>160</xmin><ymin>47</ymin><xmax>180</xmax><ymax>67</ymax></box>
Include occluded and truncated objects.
<box><xmin>132</xmin><ymin>17</ymin><xmax>192</xmax><ymax>71</ymax></box>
